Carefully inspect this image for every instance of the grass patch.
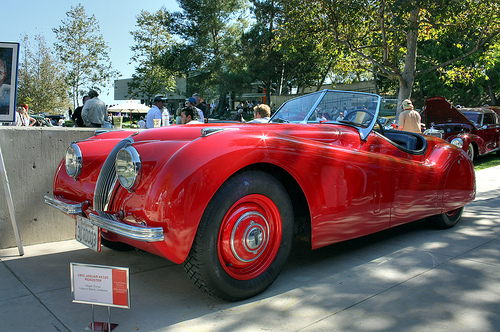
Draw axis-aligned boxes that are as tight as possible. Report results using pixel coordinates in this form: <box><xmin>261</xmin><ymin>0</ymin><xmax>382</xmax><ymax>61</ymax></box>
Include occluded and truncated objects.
<box><xmin>474</xmin><ymin>153</ymin><xmax>500</xmax><ymax>171</ymax></box>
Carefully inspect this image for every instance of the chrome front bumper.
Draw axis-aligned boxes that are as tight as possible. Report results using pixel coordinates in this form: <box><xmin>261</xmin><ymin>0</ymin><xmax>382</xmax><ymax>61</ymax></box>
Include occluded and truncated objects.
<box><xmin>44</xmin><ymin>195</ymin><xmax>164</xmax><ymax>242</ymax></box>
<box><xmin>44</xmin><ymin>195</ymin><xmax>83</xmax><ymax>214</ymax></box>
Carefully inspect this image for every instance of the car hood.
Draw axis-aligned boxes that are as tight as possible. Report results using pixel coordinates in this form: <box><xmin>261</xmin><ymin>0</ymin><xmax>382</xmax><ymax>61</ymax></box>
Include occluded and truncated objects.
<box><xmin>424</xmin><ymin>97</ymin><xmax>476</xmax><ymax>128</ymax></box>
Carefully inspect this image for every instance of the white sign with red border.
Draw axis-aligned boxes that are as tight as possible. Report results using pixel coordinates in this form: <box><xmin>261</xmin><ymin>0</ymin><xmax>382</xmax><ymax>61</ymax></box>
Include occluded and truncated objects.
<box><xmin>70</xmin><ymin>263</ymin><xmax>130</xmax><ymax>309</ymax></box>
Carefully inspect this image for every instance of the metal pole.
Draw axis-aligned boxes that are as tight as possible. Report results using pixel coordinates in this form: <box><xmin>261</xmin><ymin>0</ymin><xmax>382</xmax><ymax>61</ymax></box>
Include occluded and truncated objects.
<box><xmin>107</xmin><ymin>306</ymin><xmax>111</xmax><ymax>332</ymax></box>
<box><xmin>91</xmin><ymin>304</ymin><xmax>95</xmax><ymax>331</ymax></box>
<box><xmin>0</xmin><ymin>144</ymin><xmax>24</xmax><ymax>256</ymax></box>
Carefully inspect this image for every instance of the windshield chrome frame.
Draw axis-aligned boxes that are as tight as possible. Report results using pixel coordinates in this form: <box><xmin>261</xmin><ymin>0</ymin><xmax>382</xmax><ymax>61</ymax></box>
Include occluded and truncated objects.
<box><xmin>270</xmin><ymin>89</ymin><xmax>382</xmax><ymax>140</ymax></box>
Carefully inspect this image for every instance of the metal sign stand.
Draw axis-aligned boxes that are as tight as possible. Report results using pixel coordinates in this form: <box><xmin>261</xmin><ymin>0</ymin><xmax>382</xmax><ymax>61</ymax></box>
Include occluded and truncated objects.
<box><xmin>0</xmin><ymin>145</ymin><xmax>24</xmax><ymax>256</ymax></box>
<box><xmin>87</xmin><ymin>305</ymin><xmax>117</xmax><ymax>331</ymax></box>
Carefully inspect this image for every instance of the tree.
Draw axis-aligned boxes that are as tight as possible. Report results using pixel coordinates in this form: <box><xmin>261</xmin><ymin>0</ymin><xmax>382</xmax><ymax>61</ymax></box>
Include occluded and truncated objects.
<box><xmin>17</xmin><ymin>34</ymin><xmax>71</xmax><ymax>114</ymax></box>
<box><xmin>240</xmin><ymin>0</ymin><xmax>286</xmax><ymax>105</ymax></box>
<box><xmin>53</xmin><ymin>4</ymin><xmax>119</xmax><ymax>108</ymax></box>
<box><xmin>128</xmin><ymin>7</ymin><xmax>177</xmax><ymax>105</ymax></box>
<box><xmin>277</xmin><ymin>0</ymin><xmax>500</xmax><ymax>115</ymax></box>
<box><xmin>168</xmin><ymin>0</ymin><xmax>250</xmax><ymax>112</ymax></box>
<box><xmin>416</xmin><ymin>29</ymin><xmax>500</xmax><ymax>106</ymax></box>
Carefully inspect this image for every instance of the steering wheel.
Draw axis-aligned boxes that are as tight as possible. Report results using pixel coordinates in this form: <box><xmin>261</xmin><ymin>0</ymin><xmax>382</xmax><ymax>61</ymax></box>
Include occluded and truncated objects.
<box><xmin>376</xmin><ymin>118</ymin><xmax>385</xmax><ymax>136</ymax></box>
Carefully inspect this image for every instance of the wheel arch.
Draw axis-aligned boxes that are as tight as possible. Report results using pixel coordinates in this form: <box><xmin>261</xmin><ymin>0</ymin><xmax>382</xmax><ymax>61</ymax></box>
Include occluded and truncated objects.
<box><xmin>467</xmin><ymin>140</ymin><xmax>478</xmax><ymax>159</ymax></box>
<box><xmin>234</xmin><ymin>163</ymin><xmax>311</xmax><ymax>239</ymax></box>
<box><xmin>441</xmin><ymin>154</ymin><xmax>476</xmax><ymax>213</ymax></box>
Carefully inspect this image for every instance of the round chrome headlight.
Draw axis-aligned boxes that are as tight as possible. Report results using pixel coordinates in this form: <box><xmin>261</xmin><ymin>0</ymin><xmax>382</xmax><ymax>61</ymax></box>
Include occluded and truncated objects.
<box><xmin>116</xmin><ymin>146</ymin><xmax>141</xmax><ymax>191</ymax></box>
<box><xmin>451</xmin><ymin>137</ymin><xmax>464</xmax><ymax>149</ymax></box>
<box><xmin>65</xmin><ymin>143</ymin><xmax>82</xmax><ymax>179</ymax></box>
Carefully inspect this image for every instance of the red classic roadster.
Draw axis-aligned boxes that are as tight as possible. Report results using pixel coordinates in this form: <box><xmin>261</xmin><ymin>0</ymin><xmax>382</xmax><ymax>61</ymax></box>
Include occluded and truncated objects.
<box><xmin>45</xmin><ymin>90</ymin><xmax>475</xmax><ymax>301</ymax></box>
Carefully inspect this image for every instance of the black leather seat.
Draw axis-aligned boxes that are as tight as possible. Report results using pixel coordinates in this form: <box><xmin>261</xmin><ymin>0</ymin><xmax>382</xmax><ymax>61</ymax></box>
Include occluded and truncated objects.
<box><xmin>385</xmin><ymin>132</ymin><xmax>418</xmax><ymax>150</ymax></box>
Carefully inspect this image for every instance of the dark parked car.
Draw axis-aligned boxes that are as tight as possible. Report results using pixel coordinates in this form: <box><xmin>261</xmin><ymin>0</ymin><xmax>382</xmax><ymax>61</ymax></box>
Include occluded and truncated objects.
<box><xmin>423</xmin><ymin>96</ymin><xmax>500</xmax><ymax>161</ymax></box>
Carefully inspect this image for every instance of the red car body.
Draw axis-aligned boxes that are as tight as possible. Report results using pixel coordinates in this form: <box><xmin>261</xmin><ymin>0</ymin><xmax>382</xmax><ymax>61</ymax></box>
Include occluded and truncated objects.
<box><xmin>46</xmin><ymin>90</ymin><xmax>475</xmax><ymax>301</ymax></box>
<box><xmin>424</xmin><ymin>96</ymin><xmax>500</xmax><ymax>161</ymax></box>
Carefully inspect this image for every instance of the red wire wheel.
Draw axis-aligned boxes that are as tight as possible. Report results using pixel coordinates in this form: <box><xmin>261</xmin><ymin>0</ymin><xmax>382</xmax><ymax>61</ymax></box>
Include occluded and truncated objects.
<box><xmin>218</xmin><ymin>194</ymin><xmax>282</xmax><ymax>280</ymax></box>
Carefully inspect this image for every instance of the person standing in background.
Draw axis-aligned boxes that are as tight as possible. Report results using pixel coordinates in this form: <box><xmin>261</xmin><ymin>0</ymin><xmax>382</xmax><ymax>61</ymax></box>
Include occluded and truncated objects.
<box><xmin>82</xmin><ymin>90</ymin><xmax>107</xmax><ymax>127</ymax></box>
<box><xmin>72</xmin><ymin>95</ymin><xmax>90</xmax><ymax>127</ymax></box>
<box><xmin>186</xmin><ymin>97</ymin><xmax>204</xmax><ymax>123</ymax></box>
<box><xmin>192</xmin><ymin>93</ymin><xmax>209</xmax><ymax>121</ymax></box>
<box><xmin>146</xmin><ymin>95</ymin><xmax>167</xmax><ymax>128</ymax></box>
<box><xmin>398</xmin><ymin>99</ymin><xmax>421</xmax><ymax>134</ymax></box>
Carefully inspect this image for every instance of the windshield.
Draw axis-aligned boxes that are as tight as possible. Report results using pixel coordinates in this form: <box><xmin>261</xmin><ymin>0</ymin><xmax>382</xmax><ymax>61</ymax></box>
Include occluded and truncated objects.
<box><xmin>462</xmin><ymin>112</ymin><xmax>482</xmax><ymax>126</ymax></box>
<box><xmin>270</xmin><ymin>90</ymin><xmax>381</xmax><ymax>139</ymax></box>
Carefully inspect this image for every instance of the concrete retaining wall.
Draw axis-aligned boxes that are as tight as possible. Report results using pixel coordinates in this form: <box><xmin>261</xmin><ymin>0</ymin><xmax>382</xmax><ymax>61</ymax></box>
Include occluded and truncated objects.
<box><xmin>0</xmin><ymin>127</ymin><xmax>101</xmax><ymax>249</ymax></box>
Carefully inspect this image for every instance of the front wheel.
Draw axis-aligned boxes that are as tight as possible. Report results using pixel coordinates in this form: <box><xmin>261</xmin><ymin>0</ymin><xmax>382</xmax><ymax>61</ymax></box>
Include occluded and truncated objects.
<box><xmin>183</xmin><ymin>170</ymin><xmax>294</xmax><ymax>301</ymax></box>
<box><xmin>466</xmin><ymin>144</ymin><xmax>475</xmax><ymax>162</ymax></box>
<box><xmin>428</xmin><ymin>207</ymin><xmax>464</xmax><ymax>229</ymax></box>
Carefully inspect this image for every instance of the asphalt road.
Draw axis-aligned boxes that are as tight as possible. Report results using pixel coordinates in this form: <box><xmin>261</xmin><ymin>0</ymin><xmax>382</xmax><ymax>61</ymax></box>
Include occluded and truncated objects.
<box><xmin>1</xmin><ymin>166</ymin><xmax>500</xmax><ymax>331</ymax></box>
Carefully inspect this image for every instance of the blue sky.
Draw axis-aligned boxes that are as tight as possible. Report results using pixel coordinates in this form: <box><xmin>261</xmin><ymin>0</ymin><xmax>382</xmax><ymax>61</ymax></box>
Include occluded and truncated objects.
<box><xmin>3</xmin><ymin>0</ymin><xmax>180</xmax><ymax>105</ymax></box>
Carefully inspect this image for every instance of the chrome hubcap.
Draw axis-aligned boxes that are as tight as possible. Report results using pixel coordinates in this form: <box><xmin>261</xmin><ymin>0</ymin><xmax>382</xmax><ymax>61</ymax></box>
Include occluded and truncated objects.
<box><xmin>230</xmin><ymin>212</ymin><xmax>269</xmax><ymax>263</ymax></box>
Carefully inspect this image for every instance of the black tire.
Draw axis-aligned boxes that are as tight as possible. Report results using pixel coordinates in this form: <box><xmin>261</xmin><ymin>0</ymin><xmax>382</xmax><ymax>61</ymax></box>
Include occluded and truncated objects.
<box><xmin>101</xmin><ymin>237</ymin><xmax>135</xmax><ymax>251</ymax></box>
<box><xmin>428</xmin><ymin>207</ymin><xmax>464</xmax><ymax>229</ymax></box>
<box><xmin>183</xmin><ymin>170</ymin><xmax>294</xmax><ymax>301</ymax></box>
<box><xmin>467</xmin><ymin>144</ymin><xmax>474</xmax><ymax>162</ymax></box>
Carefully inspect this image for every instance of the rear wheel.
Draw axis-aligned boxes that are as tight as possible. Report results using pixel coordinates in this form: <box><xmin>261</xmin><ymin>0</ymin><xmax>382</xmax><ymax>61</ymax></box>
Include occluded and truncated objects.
<box><xmin>183</xmin><ymin>170</ymin><xmax>294</xmax><ymax>301</ymax></box>
<box><xmin>428</xmin><ymin>207</ymin><xmax>464</xmax><ymax>229</ymax></box>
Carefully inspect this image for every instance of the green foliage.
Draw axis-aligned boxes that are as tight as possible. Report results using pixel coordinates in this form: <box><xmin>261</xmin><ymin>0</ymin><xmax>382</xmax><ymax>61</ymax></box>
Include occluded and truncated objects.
<box><xmin>165</xmin><ymin>0</ymin><xmax>250</xmax><ymax>108</ymax></box>
<box><xmin>128</xmin><ymin>7</ymin><xmax>177</xmax><ymax>104</ymax></box>
<box><xmin>17</xmin><ymin>34</ymin><xmax>71</xmax><ymax>114</ymax></box>
<box><xmin>275</xmin><ymin>0</ymin><xmax>500</xmax><ymax>110</ymax></box>
<box><xmin>53</xmin><ymin>4</ymin><xmax>119</xmax><ymax>108</ymax></box>
<box><xmin>239</xmin><ymin>0</ymin><xmax>287</xmax><ymax>104</ymax></box>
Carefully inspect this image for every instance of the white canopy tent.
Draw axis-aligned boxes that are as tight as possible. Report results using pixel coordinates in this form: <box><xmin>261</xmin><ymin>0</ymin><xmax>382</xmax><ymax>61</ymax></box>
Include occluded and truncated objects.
<box><xmin>108</xmin><ymin>101</ymin><xmax>150</xmax><ymax>114</ymax></box>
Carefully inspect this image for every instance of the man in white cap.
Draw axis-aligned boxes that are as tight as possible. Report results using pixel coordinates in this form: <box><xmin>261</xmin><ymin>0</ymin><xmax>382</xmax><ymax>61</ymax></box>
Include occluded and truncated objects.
<box><xmin>398</xmin><ymin>99</ymin><xmax>421</xmax><ymax>133</ymax></box>
<box><xmin>146</xmin><ymin>95</ymin><xmax>167</xmax><ymax>128</ymax></box>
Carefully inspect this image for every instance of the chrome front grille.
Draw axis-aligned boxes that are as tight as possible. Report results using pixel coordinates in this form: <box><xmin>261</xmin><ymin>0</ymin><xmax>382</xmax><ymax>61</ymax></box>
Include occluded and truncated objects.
<box><xmin>423</xmin><ymin>128</ymin><xmax>444</xmax><ymax>139</ymax></box>
<box><xmin>93</xmin><ymin>138</ymin><xmax>133</xmax><ymax>211</ymax></box>
<box><xmin>427</xmin><ymin>132</ymin><xmax>443</xmax><ymax>138</ymax></box>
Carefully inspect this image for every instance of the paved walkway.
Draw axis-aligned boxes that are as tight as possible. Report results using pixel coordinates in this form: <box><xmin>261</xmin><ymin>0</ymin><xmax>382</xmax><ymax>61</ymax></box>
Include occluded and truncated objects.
<box><xmin>1</xmin><ymin>166</ymin><xmax>500</xmax><ymax>331</ymax></box>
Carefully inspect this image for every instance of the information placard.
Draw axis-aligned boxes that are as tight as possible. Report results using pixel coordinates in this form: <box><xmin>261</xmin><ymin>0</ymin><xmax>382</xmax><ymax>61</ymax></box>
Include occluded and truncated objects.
<box><xmin>70</xmin><ymin>263</ymin><xmax>130</xmax><ymax>309</ymax></box>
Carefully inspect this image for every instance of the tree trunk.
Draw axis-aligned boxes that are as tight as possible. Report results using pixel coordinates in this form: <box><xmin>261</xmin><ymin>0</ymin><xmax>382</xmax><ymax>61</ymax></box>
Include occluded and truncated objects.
<box><xmin>396</xmin><ymin>5</ymin><xmax>419</xmax><ymax>123</ymax></box>
<box><xmin>265</xmin><ymin>81</ymin><xmax>272</xmax><ymax>106</ymax></box>
<box><xmin>488</xmin><ymin>83</ymin><xmax>498</xmax><ymax>106</ymax></box>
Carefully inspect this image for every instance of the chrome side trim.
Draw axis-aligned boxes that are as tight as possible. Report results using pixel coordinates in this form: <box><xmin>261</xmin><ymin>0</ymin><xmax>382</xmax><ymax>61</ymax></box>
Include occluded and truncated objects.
<box><xmin>90</xmin><ymin>211</ymin><xmax>164</xmax><ymax>242</ymax></box>
<box><xmin>44</xmin><ymin>195</ymin><xmax>83</xmax><ymax>215</ymax></box>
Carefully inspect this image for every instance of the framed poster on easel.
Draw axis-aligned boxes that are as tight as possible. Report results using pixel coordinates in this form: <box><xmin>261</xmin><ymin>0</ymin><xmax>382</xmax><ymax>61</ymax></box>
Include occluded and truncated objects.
<box><xmin>0</xmin><ymin>42</ymin><xmax>23</xmax><ymax>256</ymax></box>
<box><xmin>0</xmin><ymin>42</ymin><xmax>19</xmax><ymax>122</ymax></box>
